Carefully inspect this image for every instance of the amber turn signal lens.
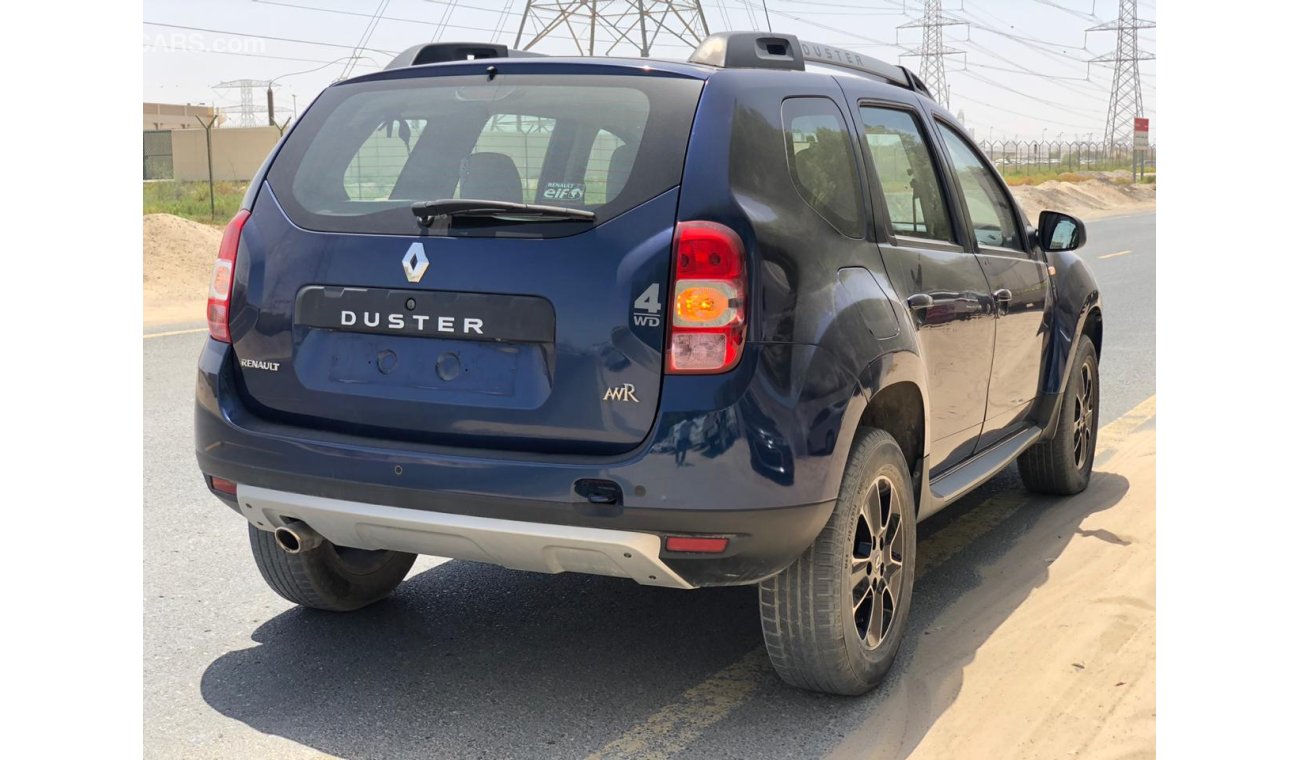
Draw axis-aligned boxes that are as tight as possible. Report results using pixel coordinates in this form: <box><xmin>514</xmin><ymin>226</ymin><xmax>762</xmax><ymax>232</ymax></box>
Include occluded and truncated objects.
<box><xmin>672</xmin><ymin>280</ymin><xmax>739</xmax><ymax>328</ymax></box>
<box><xmin>676</xmin><ymin>285</ymin><xmax>729</xmax><ymax>324</ymax></box>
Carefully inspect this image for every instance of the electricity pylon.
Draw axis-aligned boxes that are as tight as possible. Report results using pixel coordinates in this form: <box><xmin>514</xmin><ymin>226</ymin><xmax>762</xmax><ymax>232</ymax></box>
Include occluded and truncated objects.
<box><xmin>897</xmin><ymin>0</ymin><xmax>967</xmax><ymax>108</ymax></box>
<box><xmin>514</xmin><ymin>0</ymin><xmax>710</xmax><ymax>57</ymax></box>
<box><xmin>1088</xmin><ymin>0</ymin><xmax>1155</xmax><ymax>149</ymax></box>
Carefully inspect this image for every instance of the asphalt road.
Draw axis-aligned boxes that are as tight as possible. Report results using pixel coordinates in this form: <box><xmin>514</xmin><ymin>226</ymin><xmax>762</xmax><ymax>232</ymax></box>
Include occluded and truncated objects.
<box><xmin>143</xmin><ymin>211</ymin><xmax>1155</xmax><ymax>759</ymax></box>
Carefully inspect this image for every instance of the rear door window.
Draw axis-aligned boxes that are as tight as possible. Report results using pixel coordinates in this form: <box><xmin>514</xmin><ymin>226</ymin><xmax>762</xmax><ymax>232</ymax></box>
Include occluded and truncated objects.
<box><xmin>268</xmin><ymin>73</ymin><xmax>703</xmax><ymax>236</ymax></box>
<box><xmin>857</xmin><ymin>105</ymin><xmax>954</xmax><ymax>243</ymax></box>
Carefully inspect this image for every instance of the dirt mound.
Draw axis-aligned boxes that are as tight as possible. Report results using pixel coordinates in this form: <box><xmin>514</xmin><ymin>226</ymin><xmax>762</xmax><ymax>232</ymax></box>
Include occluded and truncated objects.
<box><xmin>143</xmin><ymin>214</ymin><xmax>222</xmax><ymax>328</ymax></box>
<box><xmin>1010</xmin><ymin>178</ymin><xmax>1155</xmax><ymax>222</ymax></box>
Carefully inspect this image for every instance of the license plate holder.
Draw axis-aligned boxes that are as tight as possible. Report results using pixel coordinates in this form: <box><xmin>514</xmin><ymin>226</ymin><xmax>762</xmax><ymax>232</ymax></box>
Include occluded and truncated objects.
<box><xmin>295</xmin><ymin>286</ymin><xmax>554</xmax><ymax>343</ymax></box>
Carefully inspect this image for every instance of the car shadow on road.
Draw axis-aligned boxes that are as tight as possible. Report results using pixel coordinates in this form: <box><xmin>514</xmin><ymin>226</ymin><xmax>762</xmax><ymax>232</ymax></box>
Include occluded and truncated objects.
<box><xmin>812</xmin><ymin>469</ymin><xmax>1134</xmax><ymax>760</ymax></box>
<box><xmin>200</xmin><ymin>470</ymin><xmax>1131</xmax><ymax>760</ymax></box>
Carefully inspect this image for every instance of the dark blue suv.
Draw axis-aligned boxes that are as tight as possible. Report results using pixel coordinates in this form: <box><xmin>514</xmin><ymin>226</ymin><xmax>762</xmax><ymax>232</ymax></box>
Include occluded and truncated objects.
<box><xmin>195</xmin><ymin>33</ymin><xmax>1102</xmax><ymax>695</ymax></box>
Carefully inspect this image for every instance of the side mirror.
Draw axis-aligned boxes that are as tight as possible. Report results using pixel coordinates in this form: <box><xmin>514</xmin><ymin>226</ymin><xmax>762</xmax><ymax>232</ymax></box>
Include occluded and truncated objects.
<box><xmin>1038</xmin><ymin>210</ymin><xmax>1086</xmax><ymax>252</ymax></box>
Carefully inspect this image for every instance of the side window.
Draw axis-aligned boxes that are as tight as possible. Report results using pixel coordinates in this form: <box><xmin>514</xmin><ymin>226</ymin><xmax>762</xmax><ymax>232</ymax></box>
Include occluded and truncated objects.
<box><xmin>344</xmin><ymin>119</ymin><xmax>428</xmax><ymax>200</ymax></box>
<box><xmin>857</xmin><ymin>106</ymin><xmax>953</xmax><ymax>243</ymax></box>
<box><xmin>937</xmin><ymin>123</ymin><xmax>1024</xmax><ymax>251</ymax></box>
<box><xmin>782</xmin><ymin>98</ymin><xmax>865</xmax><ymax>238</ymax></box>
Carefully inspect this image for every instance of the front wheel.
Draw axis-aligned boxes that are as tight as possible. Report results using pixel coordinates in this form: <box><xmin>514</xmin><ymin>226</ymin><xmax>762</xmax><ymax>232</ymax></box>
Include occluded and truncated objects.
<box><xmin>248</xmin><ymin>524</ymin><xmax>416</xmax><ymax>612</ymax></box>
<box><xmin>758</xmin><ymin>428</ymin><xmax>917</xmax><ymax>695</ymax></box>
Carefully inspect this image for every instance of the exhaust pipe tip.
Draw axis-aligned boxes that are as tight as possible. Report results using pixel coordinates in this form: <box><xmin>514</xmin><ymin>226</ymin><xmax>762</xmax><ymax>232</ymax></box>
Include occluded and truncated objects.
<box><xmin>274</xmin><ymin>520</ymin><xmax>323</xmax><ymax>554</ymax></box>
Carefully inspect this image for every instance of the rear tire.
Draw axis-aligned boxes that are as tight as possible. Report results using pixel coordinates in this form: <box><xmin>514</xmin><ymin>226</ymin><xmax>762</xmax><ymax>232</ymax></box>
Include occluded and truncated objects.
<box><xmin>248</xmin><ymin>524</ymin><xmax>416</xmax><ymax>612</ymax></box>
<box><xmin>759</xmin><ymin>428</ymin><xmax>917</xmax><ymax>696</ymax></box>
<box><xmin>1018</xmin><ymin>335</ymin><xmax>1099</xmax><ymax>495</ymax></box>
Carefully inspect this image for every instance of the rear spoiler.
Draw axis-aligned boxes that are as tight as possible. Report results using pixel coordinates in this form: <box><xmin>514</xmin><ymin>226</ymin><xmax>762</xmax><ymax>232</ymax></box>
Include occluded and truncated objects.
<box><xmin>385</xmin><ymin>42</ymin><xmax>545</xmax><ymax>70</ymax></box>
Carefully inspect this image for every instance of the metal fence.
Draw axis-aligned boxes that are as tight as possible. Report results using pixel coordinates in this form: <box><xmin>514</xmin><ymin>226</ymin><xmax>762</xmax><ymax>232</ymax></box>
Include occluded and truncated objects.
<box><xmin>975</xmin><ymin>140</ymin><xmax>1155</xmax><ymax>179</ymax></box>
<box><xmin>144</xmin><ymin>130</ymin><xmax>173</xmax><ymax>180</ymax></box>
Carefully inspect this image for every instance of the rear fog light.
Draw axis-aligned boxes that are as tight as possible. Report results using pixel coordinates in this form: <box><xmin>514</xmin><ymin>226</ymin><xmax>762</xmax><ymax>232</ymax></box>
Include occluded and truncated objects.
<box><xmin>664</xmin><ymin>536</ymin><xmax>730</xmax><ymax>553</ymax></box>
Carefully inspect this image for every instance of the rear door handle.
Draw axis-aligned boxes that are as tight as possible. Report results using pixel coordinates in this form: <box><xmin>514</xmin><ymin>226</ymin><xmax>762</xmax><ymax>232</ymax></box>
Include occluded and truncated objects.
<box><xmin>906</xmin><ymin>293</ymin><xmax>934</xmax><ymax>310</ymax></box>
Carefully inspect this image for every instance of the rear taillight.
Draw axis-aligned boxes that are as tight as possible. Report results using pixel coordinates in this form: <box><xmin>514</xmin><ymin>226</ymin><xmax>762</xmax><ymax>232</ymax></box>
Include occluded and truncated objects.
<box><xmin>208</xmin><ymin>209</ymin><xmax>251</xmax><ymax>343</ymax></box>
<box><xmin>666</xmin><ymin>221</ymin><xmax>747</xmax><ymax>374</ymax></box>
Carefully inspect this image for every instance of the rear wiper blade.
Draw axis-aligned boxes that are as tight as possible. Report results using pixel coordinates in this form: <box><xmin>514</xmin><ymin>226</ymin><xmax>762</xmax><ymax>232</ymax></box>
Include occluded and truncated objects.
<box><xmin>412</xmin><ymin>199</ymin><xmax>595</xmax><ymax>228</ymax></box>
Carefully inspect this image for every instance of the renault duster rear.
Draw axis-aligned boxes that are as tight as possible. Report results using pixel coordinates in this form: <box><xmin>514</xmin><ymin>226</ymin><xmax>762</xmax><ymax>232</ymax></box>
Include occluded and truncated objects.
<box><xmin>195</xmin><ymin>51</ymin><xmax>845</xmax><ymax>609</ymax></box>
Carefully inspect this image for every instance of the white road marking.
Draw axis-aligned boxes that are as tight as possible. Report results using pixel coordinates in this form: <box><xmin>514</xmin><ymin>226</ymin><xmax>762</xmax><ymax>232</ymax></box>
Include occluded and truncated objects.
<box><xmin>144</xmin><ymin>327</ymin><xmax>208</xmax><ymax>339</ymax></box>
<box><xmin>1098</xmin><ymin>250</ymin><xmax>1132</xmax><ymax>260</ymax></box>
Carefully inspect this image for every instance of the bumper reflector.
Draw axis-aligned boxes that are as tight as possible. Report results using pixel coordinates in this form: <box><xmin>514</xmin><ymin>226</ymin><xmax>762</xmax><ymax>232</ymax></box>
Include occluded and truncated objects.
<box><xmin>664</xmin><ymin>536</ymin><xmax>729</xmax><ymax>553</ymax></box>
<box><xmin>210</xmin><ymin>476</ymin><xmax>238</xmax><ymax>495</ymax></box>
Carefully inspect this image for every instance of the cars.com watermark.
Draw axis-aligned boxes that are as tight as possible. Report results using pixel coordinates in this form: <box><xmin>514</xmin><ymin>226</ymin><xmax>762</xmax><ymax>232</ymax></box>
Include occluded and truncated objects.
<box><xmin>144</xmin><ymin>33</ymin><xmax>266</xmax><ymax>55</ymax></box>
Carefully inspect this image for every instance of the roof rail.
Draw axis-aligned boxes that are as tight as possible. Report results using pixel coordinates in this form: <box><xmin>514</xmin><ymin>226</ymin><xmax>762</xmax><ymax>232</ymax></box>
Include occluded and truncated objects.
<box><xmin>688</xmin><ymin>32</ymin><xmax>932</xmax><ymax>99</ymax></box>
<box><xmin>384</xmin><ymin>42</ymin><xmax>544</xmax><ymax>70</ymax></box>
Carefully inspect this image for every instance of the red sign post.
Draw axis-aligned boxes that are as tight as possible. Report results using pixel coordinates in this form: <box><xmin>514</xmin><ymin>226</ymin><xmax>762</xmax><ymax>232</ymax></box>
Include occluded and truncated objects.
<box><xmin>1132</xmin><ymin>117</ymin><xmax>1151</xmax><ymax>181</ymax></box>
<box><xmin>1133</xmin><ymin>117</ymin><xmax>1150</xmax><ymax>148</ymax></box>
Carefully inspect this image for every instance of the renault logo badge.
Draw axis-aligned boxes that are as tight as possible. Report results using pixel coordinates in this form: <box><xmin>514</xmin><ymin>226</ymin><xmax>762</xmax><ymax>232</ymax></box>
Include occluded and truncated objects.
<box><xmin>402</xmin><ymin>242</ymin><xmax>429</xmax><ymax>283</ymax></box>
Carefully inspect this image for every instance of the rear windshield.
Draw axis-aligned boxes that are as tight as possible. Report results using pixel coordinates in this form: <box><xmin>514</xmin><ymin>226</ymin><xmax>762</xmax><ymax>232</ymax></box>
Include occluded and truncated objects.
<box><xmin>267</xmin><ymin>72</ymin><xmax>704</xmax><ymax>236</ymax></box>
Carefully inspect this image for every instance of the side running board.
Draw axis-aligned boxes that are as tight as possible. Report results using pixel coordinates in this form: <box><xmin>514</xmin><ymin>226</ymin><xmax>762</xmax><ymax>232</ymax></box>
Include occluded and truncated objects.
<box><xmin>924</xmin><ymin>426</ymin><xmax>1043</xmax><ymax>516</ymax></box>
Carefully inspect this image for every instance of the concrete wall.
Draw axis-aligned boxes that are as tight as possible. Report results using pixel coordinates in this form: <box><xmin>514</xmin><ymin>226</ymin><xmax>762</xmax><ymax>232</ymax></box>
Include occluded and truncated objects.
<box><xmin>143</xmin><ymin>102</ymin><xmax>224</xmax><ymax>131</ymax></box>
<box><xmin>171</xmin><ymin>127</ymin><xmax>280</xmax><ymax>182</ymax></box>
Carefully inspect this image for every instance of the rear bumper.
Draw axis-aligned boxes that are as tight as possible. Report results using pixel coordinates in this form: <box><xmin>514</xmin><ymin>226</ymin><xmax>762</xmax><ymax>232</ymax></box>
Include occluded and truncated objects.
<box><xmin>196</xmin><ymin>338</ymin><xmax>853</xmax><ymax>586</ymax></box>
<box><xmin>241</xmin><ymin>484</ymin><xmax>694</xmax><ymax>588</ymax></box>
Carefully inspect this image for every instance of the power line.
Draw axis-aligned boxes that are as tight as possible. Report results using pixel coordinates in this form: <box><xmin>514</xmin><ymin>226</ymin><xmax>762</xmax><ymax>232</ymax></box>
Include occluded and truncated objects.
<box><xmin>756</xmin><ymin>6</ymin><xmax>899</xmax><ymax>47</ymax></box>
<box><xmin>1032</xmin><ymin>0</ymin><xmax>1099</xmax><ymax>22</ymax></box>
<box><xmin>430</xmin><ymin>0</ymin><xmax>461</xmax><ymax>42</ymax></box>
<box><xmin>251</xmin><ymin>0</ymin><xmax>541</xmax><ymax>40</ymax></box>
<box><xmin>954</xmin><ymin>68</ymin><xmax>1099</xmax><ymax>120</ymax></box>
<box><xmin>955</xmin><ymin>2</ymin><xmax>1116</xmax><ymax>109</ymax></box>
<box><xmin>953</xmin><ymin>91</ymin><xmax>1096</xmax><ymax>131</ymax></box>
<box><xmin>490</xmin><ymin>0</ymin><xmax>517</xmax><ymax>42</ymax></box>
<box><xmin>960</xmin><ymin>37</ymin><xmax>1109</xmax><ymax>104</ymax></box>
<box><xmin>339</xmin><ymin>0</ymin><xmax>391</xmax><ymax>79</ymax></box>
<box><xmin>964</xmin><ymin>60</ymin><xmax>1091</xmax><ymax>82</ymax></box>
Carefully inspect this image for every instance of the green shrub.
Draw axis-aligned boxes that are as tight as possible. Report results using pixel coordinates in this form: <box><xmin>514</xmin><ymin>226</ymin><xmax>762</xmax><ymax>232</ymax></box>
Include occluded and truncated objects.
<box><xmin>143</xmin><ymin>180</ymin><xmax>249</xmax><ymax>224</ymax></box>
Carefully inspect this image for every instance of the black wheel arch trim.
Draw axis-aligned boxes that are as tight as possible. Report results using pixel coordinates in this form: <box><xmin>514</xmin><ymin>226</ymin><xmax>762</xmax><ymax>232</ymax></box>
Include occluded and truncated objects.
<box><xmin>1036</xmin><ymin>248</ymin><xmax>1102</xmax><ymax>439</ymax></box>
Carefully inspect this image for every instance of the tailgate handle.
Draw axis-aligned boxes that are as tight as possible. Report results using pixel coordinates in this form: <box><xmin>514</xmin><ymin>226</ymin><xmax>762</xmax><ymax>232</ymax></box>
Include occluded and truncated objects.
<box><xmin>574</xmin><ymin>479</ymin><xmax>623</xmax><ymax>506</ymax></box>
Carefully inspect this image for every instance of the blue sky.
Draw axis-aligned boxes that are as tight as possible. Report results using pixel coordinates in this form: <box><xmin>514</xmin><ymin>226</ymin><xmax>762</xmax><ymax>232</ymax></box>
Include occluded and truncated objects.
<box><xmin>143</xmin><ymin>0</ymin><xmax>1157</xmax><ymax>143</ymax></box>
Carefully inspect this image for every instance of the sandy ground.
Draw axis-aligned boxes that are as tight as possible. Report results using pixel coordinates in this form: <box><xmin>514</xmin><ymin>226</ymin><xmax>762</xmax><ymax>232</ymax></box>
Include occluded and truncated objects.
<box><xmin>142</xmin><ymin>213</ymin><xmax>222</xmax><ymax>329</ymax></box>
<box><xmin>139</xmin><ymin>177</ymin><xmax>1154</xmax><ymax>329</ymax></box>
<box><xmin>828</xmin><ymin>398</ymin><xmax>1157</xmax><ymax>760</ymax></box>
<box><xmin>1011</xmin><ymin>175</ymin><xmax>1156</xmax><ymax>222</ymax></box>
